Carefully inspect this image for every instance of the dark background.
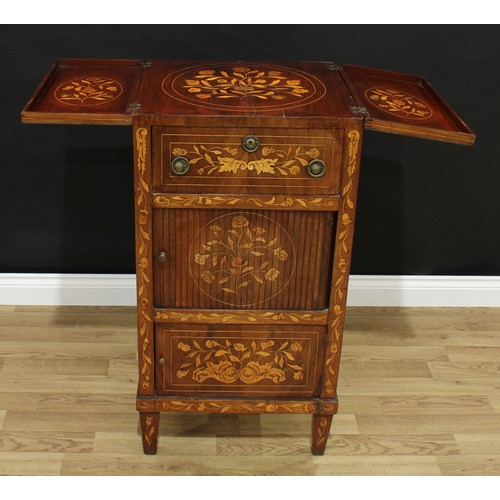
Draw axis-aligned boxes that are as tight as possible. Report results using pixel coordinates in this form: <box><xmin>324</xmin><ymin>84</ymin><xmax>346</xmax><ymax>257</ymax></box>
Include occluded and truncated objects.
<box><xmin>1</xmin><ymin>25</ymin><xmax>498</xmax><ymax>275</ymax></box>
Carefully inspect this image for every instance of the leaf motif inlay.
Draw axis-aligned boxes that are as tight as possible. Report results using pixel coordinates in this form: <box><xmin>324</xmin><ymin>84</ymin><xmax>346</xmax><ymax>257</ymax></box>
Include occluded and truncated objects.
<box><xmin>154</xmin><ymin>310</ymin><xmax>328</xmax><ymax>325</ymax></box>
<box><xmin>155</xmin><ymin>400</ymin><xmax>319</xmax><ymax>414</ymax></box>
<box><xmin>324</xmin><ymin>129</ymin><xmax>360</xmax><ymax>396</ymax></box>
<box><xmin>171</xmin><ymin>143</ymin><xmax>321</xmax><ymax>177</ymax></box>
<box><xmin>154</xmin><ymin>194</ymin><xmax>338</xmax><ymax>210</ymax></box>
<box><xmin>135</xmin><ymin>127</ymin><xmax>152</xmax><ymax>391</ymax></box>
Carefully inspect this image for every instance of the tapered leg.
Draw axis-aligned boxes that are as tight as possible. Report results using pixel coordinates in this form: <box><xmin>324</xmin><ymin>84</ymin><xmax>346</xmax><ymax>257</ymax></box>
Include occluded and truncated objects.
<box><xmin>311</xmin><ymin>414</ymin><xmax>333</xmax><ymax>455</ymax></box>
<box><xmin>140</xmin><ymin>412</ymin><xmax>160</xmax><ymax>455</ymax></box>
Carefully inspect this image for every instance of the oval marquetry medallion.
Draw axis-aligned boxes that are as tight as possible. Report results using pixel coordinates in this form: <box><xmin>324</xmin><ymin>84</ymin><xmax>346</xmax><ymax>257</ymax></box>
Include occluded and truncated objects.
<box><xmin>162</xmin><ymin>63</ymin><xmax>326</xmax><ymax>111</ymax></box>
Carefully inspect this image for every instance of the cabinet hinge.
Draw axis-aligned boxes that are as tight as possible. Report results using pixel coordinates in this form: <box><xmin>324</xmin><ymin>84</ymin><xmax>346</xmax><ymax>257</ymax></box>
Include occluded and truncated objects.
<box><xmin>327</xmin><ymin>63</ymin><xmax>341</xmax><ymax>71</ymax></box>
<box><xmin>128</xmin><ymin>102</ymin><xmax>142</xmax><ymax>112</ymax></box>
<box><xmin>140</xmin><ymin>60</ymin><xmax>152</xmax><ymax>69</ymax></box>
<box><xmin>350</xmin><ymin>105</ymin><xmax>368</xmax><ymax>117</ymax></box>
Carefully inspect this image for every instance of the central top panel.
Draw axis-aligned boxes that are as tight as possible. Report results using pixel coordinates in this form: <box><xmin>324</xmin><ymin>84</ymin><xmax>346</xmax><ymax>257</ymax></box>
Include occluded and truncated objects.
<box><xmin>161</xmin><ymin>62</ymin><xmax>326</xmax><ymax>112</ymax></box>
<box><xmin>139</xmin><ymin>60</ymin><xmax>353</xmax><ymax>120</ymax></box>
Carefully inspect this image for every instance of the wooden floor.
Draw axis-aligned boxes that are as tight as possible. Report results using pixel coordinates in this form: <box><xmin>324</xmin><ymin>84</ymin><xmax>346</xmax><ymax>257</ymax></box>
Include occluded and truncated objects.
<box><xmin>1</xmin><ymin>305</ymin><xmax>499</xmax><ymax>476</ymax></box>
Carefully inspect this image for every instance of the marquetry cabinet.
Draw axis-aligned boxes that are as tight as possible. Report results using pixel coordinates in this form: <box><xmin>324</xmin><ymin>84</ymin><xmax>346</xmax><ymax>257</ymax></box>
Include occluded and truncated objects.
<box><xmin>22</xmin><ymin>59</ymin><xmax>475</xmax><ymax>455</ymax></box>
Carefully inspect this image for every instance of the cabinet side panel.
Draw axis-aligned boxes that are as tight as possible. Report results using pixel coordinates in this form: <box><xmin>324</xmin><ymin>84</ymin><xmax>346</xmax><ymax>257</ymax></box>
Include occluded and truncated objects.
<box><xmin>321</xmin><ymin>126</ymin><xmax>363</xmax><ymax>398</ymax></box>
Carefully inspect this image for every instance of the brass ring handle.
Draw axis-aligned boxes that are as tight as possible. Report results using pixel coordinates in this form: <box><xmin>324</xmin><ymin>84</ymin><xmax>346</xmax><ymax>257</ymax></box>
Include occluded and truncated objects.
<box><xmin>242</xmin><ymin>135</ymin><xmax>260</xmax><ymax>153</ymax></box>
<box><xmin>171</xmin><ymin>156</ymin><xmax>190</xmax><ymax>175</ymax></box>
<box><xmin>307</xmin><ymin>159</ymin><xmax>326</xmax><ymax>178</ymax></box>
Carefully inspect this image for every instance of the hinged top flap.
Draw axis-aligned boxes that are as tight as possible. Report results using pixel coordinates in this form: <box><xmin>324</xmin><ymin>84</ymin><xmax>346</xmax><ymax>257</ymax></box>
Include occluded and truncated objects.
<box><xmin>340</xmin><ymin>63</ymin><xmax>475</xmax><ymax>145</ymax></box>
<box><xmin>21</xmin><ymin>59</ymin><xmax>146</xmax><ymax>125</ymax></box>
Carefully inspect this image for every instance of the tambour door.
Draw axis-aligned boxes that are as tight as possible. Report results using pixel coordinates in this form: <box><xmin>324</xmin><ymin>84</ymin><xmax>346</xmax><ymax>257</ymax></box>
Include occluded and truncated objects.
<box><xmin>153</xmin><ymin>209</ymin><xmax>336</xmax><ymax>310</ymax></box>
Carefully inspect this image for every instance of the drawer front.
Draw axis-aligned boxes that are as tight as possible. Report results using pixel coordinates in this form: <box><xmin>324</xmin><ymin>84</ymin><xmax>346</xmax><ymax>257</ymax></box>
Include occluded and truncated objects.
<box><xmin>155</xmin><ymin>324</ymin><xmax>325</xmax><ymax>397</ymax></box>
<box><xmin>153</xmin><ymin>208</ymin><xmax>335</xmax><ymax>309</ymax></box>
<box><xmin>152</xmin><ymin>127</ymin><xmax>343</xmax><ymax>195</ymax></box>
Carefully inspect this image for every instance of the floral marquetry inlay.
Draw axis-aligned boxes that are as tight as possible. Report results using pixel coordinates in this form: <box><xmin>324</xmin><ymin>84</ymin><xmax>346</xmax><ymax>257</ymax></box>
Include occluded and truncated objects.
<box><xmin>153</xmin><ymin>194</ymin><xmax>338</xmax><ymax>210</ymax></box>
<box><xmin>54</xmin><ymin>77</ymin><xmax>123</xmax><ymax>105</ymax></box>
<box><xmin>135</xmin><ymin>127</ymin><xmax>153</xmax><ymax>393</ymax></box>
<box><xmin>173</xmin><ymin>337</ymin><xmax>307</xmax><ymax>385</ymax></box>
<box><xmin>189</xmin><ymin>213</ymin><xmax>296</xmax><ymax>306</ymax></box>
<box><xmin>323</xmin><ymin>129</ymin><xmax>360</xmax><ymax>396</ymax></box>
<box><xmin>163</xmin><ymin>63</ymin><xmax>326</xmax><ymax>111</ymax></box>
<box><xmin>365</xmin><ymin>88</ymin><xmax>433</xmax><ymax>119</ymax></box>
<box><xmin>139</xmin><ymin>399</ymin><xmax>321</xmax><ymax>414</ymax></box>
<box><xmin>171</xmin><ymin>144</ymin><xmax>322</xmax><ymax>177</ymax></box>
<box><xmin>154</xmin><ymin>310</ymin><xmax>328</xmax><ymax>325</ymax></box>
<box><xmin>181</xmin><ymin>67</ymin><xmax>310</xmax><ymax>101</ymax></box>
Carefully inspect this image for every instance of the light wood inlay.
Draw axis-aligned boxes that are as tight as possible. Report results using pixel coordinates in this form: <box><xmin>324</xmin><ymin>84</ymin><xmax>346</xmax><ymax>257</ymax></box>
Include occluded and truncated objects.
<box><xmin>154</xmin><ymin>309</ymin><xmax>328</xmax><ymax>325</ymax></box>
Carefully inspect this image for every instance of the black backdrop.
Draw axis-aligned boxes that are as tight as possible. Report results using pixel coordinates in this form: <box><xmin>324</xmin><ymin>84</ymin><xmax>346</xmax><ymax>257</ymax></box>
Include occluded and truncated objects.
<box><xmin>1</xmin><ymin>25</ymin><xmax>498</xmax><ymax>275</ymax></box>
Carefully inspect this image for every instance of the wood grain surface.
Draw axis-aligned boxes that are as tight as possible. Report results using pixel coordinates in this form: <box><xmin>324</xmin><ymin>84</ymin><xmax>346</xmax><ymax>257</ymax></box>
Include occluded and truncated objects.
<box><xmin>1</xmin><ymin>305</ymin><xmax>500</xmax><ymax>475</ymax></box>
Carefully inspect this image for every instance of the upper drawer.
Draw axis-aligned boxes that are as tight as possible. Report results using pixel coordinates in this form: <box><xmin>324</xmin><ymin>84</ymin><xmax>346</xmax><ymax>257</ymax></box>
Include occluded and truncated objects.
<box><xmin>152</xmin><ymin>127</ymin><xmax>344</xmax><ymax>195</ymax></box>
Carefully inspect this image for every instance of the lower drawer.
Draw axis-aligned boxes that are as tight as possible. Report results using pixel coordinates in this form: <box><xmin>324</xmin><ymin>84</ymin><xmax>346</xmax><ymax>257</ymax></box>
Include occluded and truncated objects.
<box><xmin>155</xmin><ymin>323</ymin><xmax>326</xmax><ymax>398</ymax></box>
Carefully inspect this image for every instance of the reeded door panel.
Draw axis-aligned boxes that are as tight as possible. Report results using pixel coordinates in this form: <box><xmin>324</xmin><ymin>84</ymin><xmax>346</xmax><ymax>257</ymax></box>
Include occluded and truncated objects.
<box><xmin>153</xmin><ymin>208</ymin><xmax>335</xmax><ymax>310</ymax></box>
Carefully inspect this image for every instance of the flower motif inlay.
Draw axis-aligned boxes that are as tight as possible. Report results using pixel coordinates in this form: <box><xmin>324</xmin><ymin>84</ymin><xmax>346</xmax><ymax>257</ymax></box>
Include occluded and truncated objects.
<box><xmin>365</xmin><ymin>87</ymin><xmax>432</xmax><ymax>119</ymax></box>
<box><xmin>54</xmin><ymin>76</ymin><xmax>123</xmax><ymax>106</ymax></box>
<box><xmin>181</xmin><ymin>66</ymin><xmax>310</xmax><ymax>102</ymax></box>
<box><xmin>190</xmin><ymin>213</ymin><xmax>295</xmax><ymax>305</ymax></box>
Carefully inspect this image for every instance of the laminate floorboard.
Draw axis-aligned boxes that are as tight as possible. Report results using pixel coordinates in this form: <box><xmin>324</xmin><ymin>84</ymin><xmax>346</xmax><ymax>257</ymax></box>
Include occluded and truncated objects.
<box><xmin>0</xmin><ymin>305</ymin><xmax>499</xmax><ymax>476</ymax></box>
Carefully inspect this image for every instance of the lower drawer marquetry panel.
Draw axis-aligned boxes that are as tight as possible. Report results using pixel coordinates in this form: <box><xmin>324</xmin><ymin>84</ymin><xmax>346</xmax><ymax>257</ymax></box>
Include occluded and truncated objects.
<box><xmin>155</xmin><ymin>323</ymin><xmax>326</xmax><ymax>398</ymax></box>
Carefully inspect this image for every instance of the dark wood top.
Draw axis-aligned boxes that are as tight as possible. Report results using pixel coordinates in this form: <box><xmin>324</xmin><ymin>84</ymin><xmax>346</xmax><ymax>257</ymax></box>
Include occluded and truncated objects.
<box><xmin>21</xmin><ymin>59</ymin><xmax>475</xmax><ymax>146</ymax></box>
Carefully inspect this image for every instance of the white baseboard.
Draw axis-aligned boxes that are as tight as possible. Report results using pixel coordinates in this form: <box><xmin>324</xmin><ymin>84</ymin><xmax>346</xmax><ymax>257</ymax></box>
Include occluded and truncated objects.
<box><xmin>0</xmin><ymin>274</ymin><xmax>137</xmax><ymax>306</ymax></box>
<box><xmin>0</xmin><ymin>273</ymin><xmax>499</xmax><ymax>307</ymax></box>
<box><xmin>346</xmin><ymin>275</ymin><xmax>500</xmax><ymax>307</ymax></box>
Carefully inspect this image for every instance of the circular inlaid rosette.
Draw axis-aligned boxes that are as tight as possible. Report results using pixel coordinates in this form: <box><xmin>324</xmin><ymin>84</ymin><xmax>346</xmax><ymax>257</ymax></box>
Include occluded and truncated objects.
<box><xmin>365</xmin><ymin>87</ymin><xmax>433</xmax><ymax>120</ymax></box>
<box><xmin>162</xmin><ymin>63</ymin><xmax>326</xmax><ymax>111</ymax></box>
<box><xmin>54</xmin><ymin>76</ymin><xmax>123</xmax><ymax>106</ymax></box>
<box><xmin>189</xmin><ymin>212</ymin><xmax>296</xmax><ymax>306</ymax></box>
